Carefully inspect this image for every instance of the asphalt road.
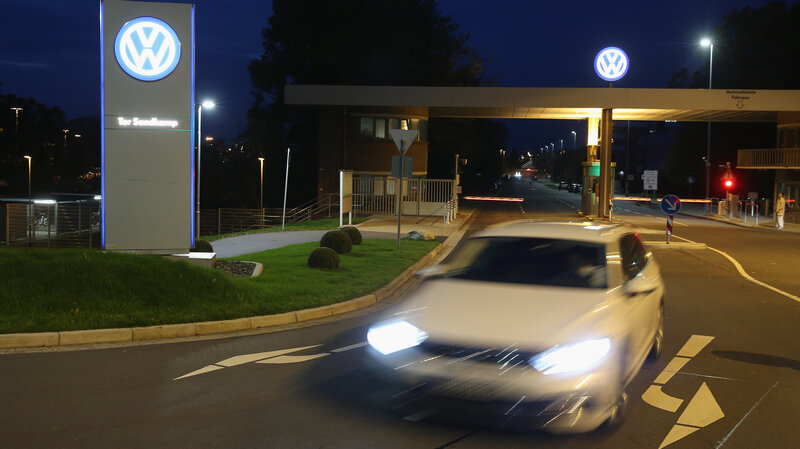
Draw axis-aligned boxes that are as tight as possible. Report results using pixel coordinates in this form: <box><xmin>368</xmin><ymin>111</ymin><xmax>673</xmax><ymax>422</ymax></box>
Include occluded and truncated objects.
<box><xmin>1</xmin><ymin>178</ymin><xmax>798</xmax><ymax>449</ymax></box>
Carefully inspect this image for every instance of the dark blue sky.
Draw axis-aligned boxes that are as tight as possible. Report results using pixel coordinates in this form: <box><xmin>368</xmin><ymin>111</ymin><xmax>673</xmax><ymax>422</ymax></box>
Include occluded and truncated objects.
<box><xmin>1</xmin><ymin>0</ymin><xmax>774</xmax><ymax>150</ymax></box>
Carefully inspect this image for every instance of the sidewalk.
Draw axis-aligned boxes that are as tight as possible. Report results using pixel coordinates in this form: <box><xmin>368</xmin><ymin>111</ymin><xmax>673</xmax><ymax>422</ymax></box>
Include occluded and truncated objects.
<box><xmin>212</xmin><ymin>208</ymin><xmax>476</xmax><ymax>258</ymax></box>
<box><xmin>669</xmin><ymin>202</ymin><xmax>800</xmax><ymax>234</ymax></box>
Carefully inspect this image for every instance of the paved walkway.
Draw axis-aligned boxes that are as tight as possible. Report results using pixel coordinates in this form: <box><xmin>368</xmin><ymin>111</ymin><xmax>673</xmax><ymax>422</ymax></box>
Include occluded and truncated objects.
<box><xmin>212</xmin><ymin>209</ymin><xmax>475</xmax><ymax>258</ymax></box>
<box><xmin>673</xmin><ymin>202</ymin><xmax>800</xmax><ymax>234</ymax></box>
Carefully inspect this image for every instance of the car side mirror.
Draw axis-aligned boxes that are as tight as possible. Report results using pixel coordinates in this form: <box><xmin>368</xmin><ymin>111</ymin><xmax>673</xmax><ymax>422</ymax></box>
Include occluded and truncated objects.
<box><xmin>623</xmin><ymin>273</ymin><xmax>657</xmax><ymax>297</ymax></box>
<box><xmin>415</xmin><ymin>264</ymin><xmax>448</xmax><ymax>279</ymax></box>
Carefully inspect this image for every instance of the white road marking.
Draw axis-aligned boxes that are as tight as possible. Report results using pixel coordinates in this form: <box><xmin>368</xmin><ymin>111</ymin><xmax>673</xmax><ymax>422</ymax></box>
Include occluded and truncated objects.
<box><xmin>677</xmin><ymin>382</ymin><xmax>724</xmax><ymax>427</ymax></box>
<box><xmin>173</xmin><ymin>365</ymin><xmax>224</xmax><ymax>381</ymax></box>
<box><xmin>659</xmin><ymin>425</ymin><xmax>700</xmax><ymax>449</ymax></box>
<box><xmin>658</xmin><ymin>382</ymin><xmax>725</xmax><ymax>449</ymax></box>
<box><xmin>714</xmin><ymin>381</ymin><xmax>779</xmax><ymax>449</ymax></box>
<box><xmin>257</xmin><ymin>353</ymin><xmax>329</xmax><ymax>364</ymax></box>
<box><xmin>672</xmin><ymin>235</ymin><xmax>800</xmax><ymax>304</ymax></box>
<box><xmin>654</xmin><ymin>357</ymin><xmax>691</xmax><ymax>384</ymax></box>
<box><xmin>216</xmin><ymin>345</ymin><xmax>321</xmax><ymax>367</ymax></box>
<box><xmin>174</xmin><ymin>344</ymin><xmax>323</xmax><ymax>380</ymax></box>
<box><xmin>642</xmin><ymin>385</ymin><xmax>684</xmax><ymax>412</ymax></box>
<box><xmin>332</xmin><ymin>342</ymin><xmax>367</xmax><ymax>353</ymax></box>
<box><xmin>676</xmin><ymin>335</ymin><xmax>715</xmax><ymax>358</ymax></box>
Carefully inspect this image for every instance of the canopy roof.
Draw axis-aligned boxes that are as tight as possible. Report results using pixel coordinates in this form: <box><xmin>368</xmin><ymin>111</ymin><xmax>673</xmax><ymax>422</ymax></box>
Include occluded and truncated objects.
<box><xmin>285</xmin><ymin>85</ymin><xmax>800</xmax><ymax>122</ymax></box>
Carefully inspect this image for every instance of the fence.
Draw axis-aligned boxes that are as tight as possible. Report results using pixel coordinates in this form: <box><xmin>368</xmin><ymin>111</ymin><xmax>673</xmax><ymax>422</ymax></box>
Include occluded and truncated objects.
<box><xmin>351</xmin><ymin>176</ymin><xmax>455</xmax><ymax>219</ymax></box>
<box><xmin>4</xmin><ymin>200</ymin><xmax>100</xmax><ymax>248</ymax></box>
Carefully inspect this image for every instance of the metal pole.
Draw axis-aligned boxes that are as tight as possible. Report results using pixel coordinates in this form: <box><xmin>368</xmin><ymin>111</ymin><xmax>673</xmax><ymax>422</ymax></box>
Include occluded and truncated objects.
<box><xmin>705</xmin><ymin>44</ymin><xmax>713</xmax><ymax>200</ymax></box>
<box><xmin>599</xmin><ymin>109</ymin><xmax>613</xmax><ymax>220</ymax></box>
<box><xmin>196</xmin><ymin>105</ymin><xmax>202</xmax><ymax>239</ymax></box>
<box><xmin>397</xmin><ymin>142</ymin><xmax>405</xmax><ymax>248</ymax></box>
<box><xmin>281</xmin><ymin>148</ymin><xmax>291</xmax><ymax>230</ymax></box>
<box><xmin>259</xmin><ymin>157</ymin><xmax>264</xmax><ymax>227</ymax></box>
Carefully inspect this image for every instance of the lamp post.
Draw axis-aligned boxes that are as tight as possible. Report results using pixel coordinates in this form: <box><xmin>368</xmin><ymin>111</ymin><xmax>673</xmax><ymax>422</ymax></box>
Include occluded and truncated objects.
<box><xmin>195</xmin><ymin>100</ymin><xmax>215</xmax><ymax>239</ymax></box>
<box><xmin>11</xmin><ymin>107</ymin><xmax>22</xmax><ymax>155</ymax></box>
<box><xmin>701</xmin><ymin>38</ymin><xmax>713</xmax><ymax>199</ymax></box>
<box><xmin>24</xmin><ymin>155</ymin><xmax>32</xmax><ymax>242</ymax></box>
<box><xmin>258</xmin><ymin>157</ymin><xmax>265</xmax><ymax>210</ymax></box>
<box><xmin>62</xmin><ymin>129</ymin><xmax>69</xmax><ymax>150</ymax></box>
<box><xmin>571</xmin><ymin>130</ymin><xmax>577</xmax><ymax>182</ymax></box>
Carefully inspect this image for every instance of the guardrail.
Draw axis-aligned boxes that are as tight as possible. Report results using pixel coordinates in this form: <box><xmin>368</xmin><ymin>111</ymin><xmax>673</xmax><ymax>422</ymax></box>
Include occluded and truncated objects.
<box><xmin>737</xmin><ymin>148</ymin><xmax>800</xmax><ymax>168</ymax></box>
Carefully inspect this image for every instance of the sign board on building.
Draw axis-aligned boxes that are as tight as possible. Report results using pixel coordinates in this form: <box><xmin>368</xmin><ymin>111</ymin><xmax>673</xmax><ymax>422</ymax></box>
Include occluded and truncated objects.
<box><xmin>102</xmin><ymin>0</ymin><xmax>194</xmax><ymax>253</ymax></box>
<box><xmin>594</xmin><ymin>47</ymin><xmax>629</xmax><ymax>82</ymax></box>
<box><xmin>643</xmin><ymin>170</ymin><xmax>658</xmax><ymax>191</ymax></box>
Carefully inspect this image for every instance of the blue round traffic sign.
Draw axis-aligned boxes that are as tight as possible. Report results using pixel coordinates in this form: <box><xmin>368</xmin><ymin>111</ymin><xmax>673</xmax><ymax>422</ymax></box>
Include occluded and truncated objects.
<box><xmin>661</xmin><ymin>194</ymin><xmax>681</xmax><ymax>215</ymax></box>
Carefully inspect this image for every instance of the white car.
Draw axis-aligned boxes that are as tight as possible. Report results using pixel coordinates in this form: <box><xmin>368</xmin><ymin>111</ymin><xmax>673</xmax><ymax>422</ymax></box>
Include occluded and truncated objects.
<box><xmin>366</xmin><ymin>221</ymin><xmax>665</xmax><ymax>433</ymax></box>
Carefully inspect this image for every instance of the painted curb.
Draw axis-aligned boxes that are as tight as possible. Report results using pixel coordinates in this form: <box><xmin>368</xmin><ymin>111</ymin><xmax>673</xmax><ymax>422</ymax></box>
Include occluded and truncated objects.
<box><xmin>0</xmin><ymin>332</ymin><xmax>59</xmax><ymax>349</ymax></box>
<box><xmin>133</xmin><ymin>323</ymin><xmax>198</xmax><ymax>341</ymax></box>
<box><xmin>250</xmin><ymin>312</ymin><xmax>297</xmax><ymax>329</ymax></box>
<box><xmin>59</xmin><ymin>328</ymin><xmax>132</xmax><ymax>345</ymax></box>
<box><xmin>647</xmin><ymin>242</ymin><xmax>708</xmax><ymax>250</ymax></box>
<box><xmin>196</xmin><ymin>318</ymin><xmax>251</xmax><ymax>336</ymax></box>
<box><xmin>0</xmin><ymin>210</ymin><xmax>476</xmax><ymax>349</ymax></box>
<box><xmin>296</xmin><ymin>305</ymin><xmax>333</xmax><ymax>322</ymax></box>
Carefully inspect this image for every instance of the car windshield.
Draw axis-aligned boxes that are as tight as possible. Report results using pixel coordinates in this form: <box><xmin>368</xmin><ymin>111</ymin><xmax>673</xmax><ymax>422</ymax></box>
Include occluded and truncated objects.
<box><xmin>441</xmin><ymin>237</ymin><xmax>607</xmax><ymax>288</ymax></box>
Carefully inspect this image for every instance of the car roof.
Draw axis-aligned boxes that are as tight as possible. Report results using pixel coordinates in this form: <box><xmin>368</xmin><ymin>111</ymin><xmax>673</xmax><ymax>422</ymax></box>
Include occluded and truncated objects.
<box><xmin>474</xmin><ymin>220</ymin><xmax>631</xmax><ymax>243</ymax></box>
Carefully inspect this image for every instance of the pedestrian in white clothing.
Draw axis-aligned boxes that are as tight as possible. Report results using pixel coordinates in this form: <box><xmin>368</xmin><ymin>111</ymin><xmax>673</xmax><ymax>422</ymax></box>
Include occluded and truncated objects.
<box><xmin>775</xmin><ymin>192</ymin><xmax>786</xmax><ymax>230</ymax></box>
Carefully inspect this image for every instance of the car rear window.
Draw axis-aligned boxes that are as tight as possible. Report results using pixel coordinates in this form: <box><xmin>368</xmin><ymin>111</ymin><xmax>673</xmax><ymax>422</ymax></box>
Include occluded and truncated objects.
<box><xmin>443</xmin><ymin>237</ymin><xmax>607</xmax><ymax>288</ymax></box>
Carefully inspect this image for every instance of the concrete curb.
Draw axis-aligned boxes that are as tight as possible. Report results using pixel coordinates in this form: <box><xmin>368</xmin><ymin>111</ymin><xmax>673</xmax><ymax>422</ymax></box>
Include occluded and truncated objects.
<box><xmin>647</xmin><ymin>242</ymin><xmax>708</xmax><ymax>250</ymax></box>
<box><xmin>0</xmin><ymin>210</ymin><xmax>476</xmax><ymax>350</ymax></box>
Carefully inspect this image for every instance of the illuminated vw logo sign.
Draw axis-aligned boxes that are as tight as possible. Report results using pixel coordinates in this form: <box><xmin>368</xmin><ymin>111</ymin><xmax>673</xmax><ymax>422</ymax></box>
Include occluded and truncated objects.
<box><xmin>114</xmin><ymin>17</ymin><xmax>181</xmax><ymax>82</ymax></box>
<box><xmin>594</xmin><ymin>47</ymin><xmax>629</xmax><ymax>82</ymax></box>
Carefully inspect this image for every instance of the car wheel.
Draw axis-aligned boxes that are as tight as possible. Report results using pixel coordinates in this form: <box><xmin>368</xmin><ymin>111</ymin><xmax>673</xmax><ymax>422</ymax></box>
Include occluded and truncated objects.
<box><xmin>598</xmin><ymin>390</ymin><xmax>628</xmax><ymax>431</ymax></box>
<box><xmin>648</xmin><ymin>300</ymin><xmax>664</xmax><ymax>361</ymax></box>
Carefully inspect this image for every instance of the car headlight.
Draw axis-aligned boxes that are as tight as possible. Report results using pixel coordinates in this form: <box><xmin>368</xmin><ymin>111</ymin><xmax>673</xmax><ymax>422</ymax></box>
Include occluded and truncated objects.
<box><xmin>530</xmin><ymin>338</ymin><xmax>611</xmax><ymax>375</ymax></box>
<box><xmin>367</xmin><ymin>320</ymin><xmax>428</xmax><ymax>355</ymax></box>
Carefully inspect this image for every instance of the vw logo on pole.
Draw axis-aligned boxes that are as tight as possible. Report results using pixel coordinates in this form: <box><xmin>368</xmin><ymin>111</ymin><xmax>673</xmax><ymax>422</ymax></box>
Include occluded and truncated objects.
<box><xmin>114</xmin><ymin>17</ymin><xmax>181</xmax><ymax>82</ymax></box>
<box><xmin>594</xmin><ymin>47</ymin><xmax>629</xmax><ymax>82</ymax></box>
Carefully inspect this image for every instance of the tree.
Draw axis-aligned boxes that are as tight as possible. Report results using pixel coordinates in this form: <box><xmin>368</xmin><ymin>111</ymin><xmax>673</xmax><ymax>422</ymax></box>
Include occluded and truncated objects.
<box><xmin>244</xmin><ymin>0</ymin><xmax>505</xmax><ymax>206</ymax></box>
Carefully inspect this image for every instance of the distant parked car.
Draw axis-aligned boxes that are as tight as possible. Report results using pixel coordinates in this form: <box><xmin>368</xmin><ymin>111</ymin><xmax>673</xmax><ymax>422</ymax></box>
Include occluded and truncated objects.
<box><xmin>569</xmin><ymin>183</ymin><xmax>583</xmax><ymax>193</ymax></box>
<box><xmin>558</xmin><ymin>181</ymin><xmax>569</xmax><ymax>190</ymax></box>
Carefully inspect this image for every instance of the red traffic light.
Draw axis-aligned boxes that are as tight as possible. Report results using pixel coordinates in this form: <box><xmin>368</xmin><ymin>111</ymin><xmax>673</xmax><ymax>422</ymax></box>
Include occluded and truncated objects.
<box><xmin>724</xmin><ymin>179</ymin><xmax>733</xmax><ymax>188</ymax></box>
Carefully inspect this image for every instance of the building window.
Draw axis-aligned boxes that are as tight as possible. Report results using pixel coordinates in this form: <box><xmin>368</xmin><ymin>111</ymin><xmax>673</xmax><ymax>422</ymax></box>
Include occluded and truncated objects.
<box><xmin>360</xmin><ymin>118</ymin><xmax>373</xmax><ymax>138</ymax></box>
<box><xmin>375</xmin><ymin>118</ymin><xmax>386</xmax><ymax>139</ymax></box>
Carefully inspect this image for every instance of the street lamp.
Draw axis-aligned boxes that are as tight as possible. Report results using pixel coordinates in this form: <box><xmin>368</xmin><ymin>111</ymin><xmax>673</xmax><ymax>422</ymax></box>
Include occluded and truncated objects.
<box><xmin>11</xmin><ymin>107</ymin><xmax>22</xmax><ymax>154</ymax></box>
<box><xmin>195</xmin><ymin>100</ymin><xmax>215</xmax><ymax>239</ymax></box>
<box><xmin>62</xmin><ymin>129</ymin><xmax>69</xmax><ymax>150</ymax></box>
<box><xmin>701</xmin><ymin>38</ymin><xmax>713</xmax><ymax>199</ymax></box>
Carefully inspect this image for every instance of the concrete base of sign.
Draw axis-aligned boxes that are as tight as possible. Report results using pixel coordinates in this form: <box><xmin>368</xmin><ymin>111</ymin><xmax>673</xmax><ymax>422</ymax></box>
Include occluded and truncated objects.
<box><xmin>163</xmin><ymin>252</ymin><xmax>216</xmax><ymax>268</ymax></box>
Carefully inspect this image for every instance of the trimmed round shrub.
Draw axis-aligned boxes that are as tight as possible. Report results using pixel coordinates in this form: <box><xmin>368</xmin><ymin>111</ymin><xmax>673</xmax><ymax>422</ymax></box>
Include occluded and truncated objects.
<box><xmin>308</xmin><ymin>247</ymin><xmax>340</xmax><ymax>269</ymax></box>
<box><xmin>191</xmin><ymin>239</ymin><xmax>214</xmax><ymax>252</ymax></box>
<box><xmin>341</xmin><ymin>226</ymin><xmax>362</xmax><ymax>245</ymax></box>
<box><xmin>320</xmin><ymin>230</ymin><xmax>352</xmax><ymax>254</ymax></box>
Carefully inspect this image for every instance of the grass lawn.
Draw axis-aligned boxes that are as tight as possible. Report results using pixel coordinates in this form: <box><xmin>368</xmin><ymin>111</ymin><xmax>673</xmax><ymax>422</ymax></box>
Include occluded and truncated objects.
<box><xmin>0</xmin><ymin>238</ymin><xmax>438</xmax><ymax>334</ymax></box>
<box><xmin>203</xmin><ymin>217</ymin><xmax>369</xmax><ymax>242</ymax></box>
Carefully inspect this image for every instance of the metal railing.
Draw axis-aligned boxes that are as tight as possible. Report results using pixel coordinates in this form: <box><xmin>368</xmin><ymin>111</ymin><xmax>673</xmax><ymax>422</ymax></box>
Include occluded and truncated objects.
<box><xmin>351</xmin><ymin>176</ymin><xmax>455</xmax><ymax>217</ymax></box>
<box><xmin>5</xmin><ymin>200</ymin><xmax>100</xmax><ymax>248</ymax></box>
<box><xmin>737</xmin><ymin>148</ymin><xmax>800</xmax><ymax>168</ymax></box>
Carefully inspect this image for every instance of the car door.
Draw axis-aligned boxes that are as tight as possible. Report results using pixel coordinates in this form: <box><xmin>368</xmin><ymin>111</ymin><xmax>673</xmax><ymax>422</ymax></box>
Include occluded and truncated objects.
<box><xmin>619</xmin><ymin>234</ymin><xmax>661</xmax><ymax>374</ymax></box>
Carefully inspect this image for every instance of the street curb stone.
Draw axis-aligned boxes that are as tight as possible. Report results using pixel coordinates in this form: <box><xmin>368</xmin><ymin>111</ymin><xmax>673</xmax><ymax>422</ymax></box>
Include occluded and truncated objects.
<box><xmin>196</xmin><ymin>318</ymin><xmax>251</xmax><ymax>335</ymax></box>
<box><xmin>296</xmin><ymin>305</ymin><xmax>333</xmax><ymax>322</ymax></box>
<box><xmin>332</xmin><ymin>295</ymin><xmax>377</xmax><ymax>315</ymax></box>
<box><xmin>59</xmin><ymin>328</ymin><xmax>132</xmax><ymax>345</ymax></box>
<box><xmin>0</xmin><ymin>332</ymin><xmax>60</xmax><ymax>349</ymax></box>
<box><xmin>133</xmin><ymin>323</ymin><xmax>198</xmax><ymax>341</ymax></box>
<box><xmin>250</xmin><ymin>312</ymin><xmax>297</xmax><ymax>328</ymax></box>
